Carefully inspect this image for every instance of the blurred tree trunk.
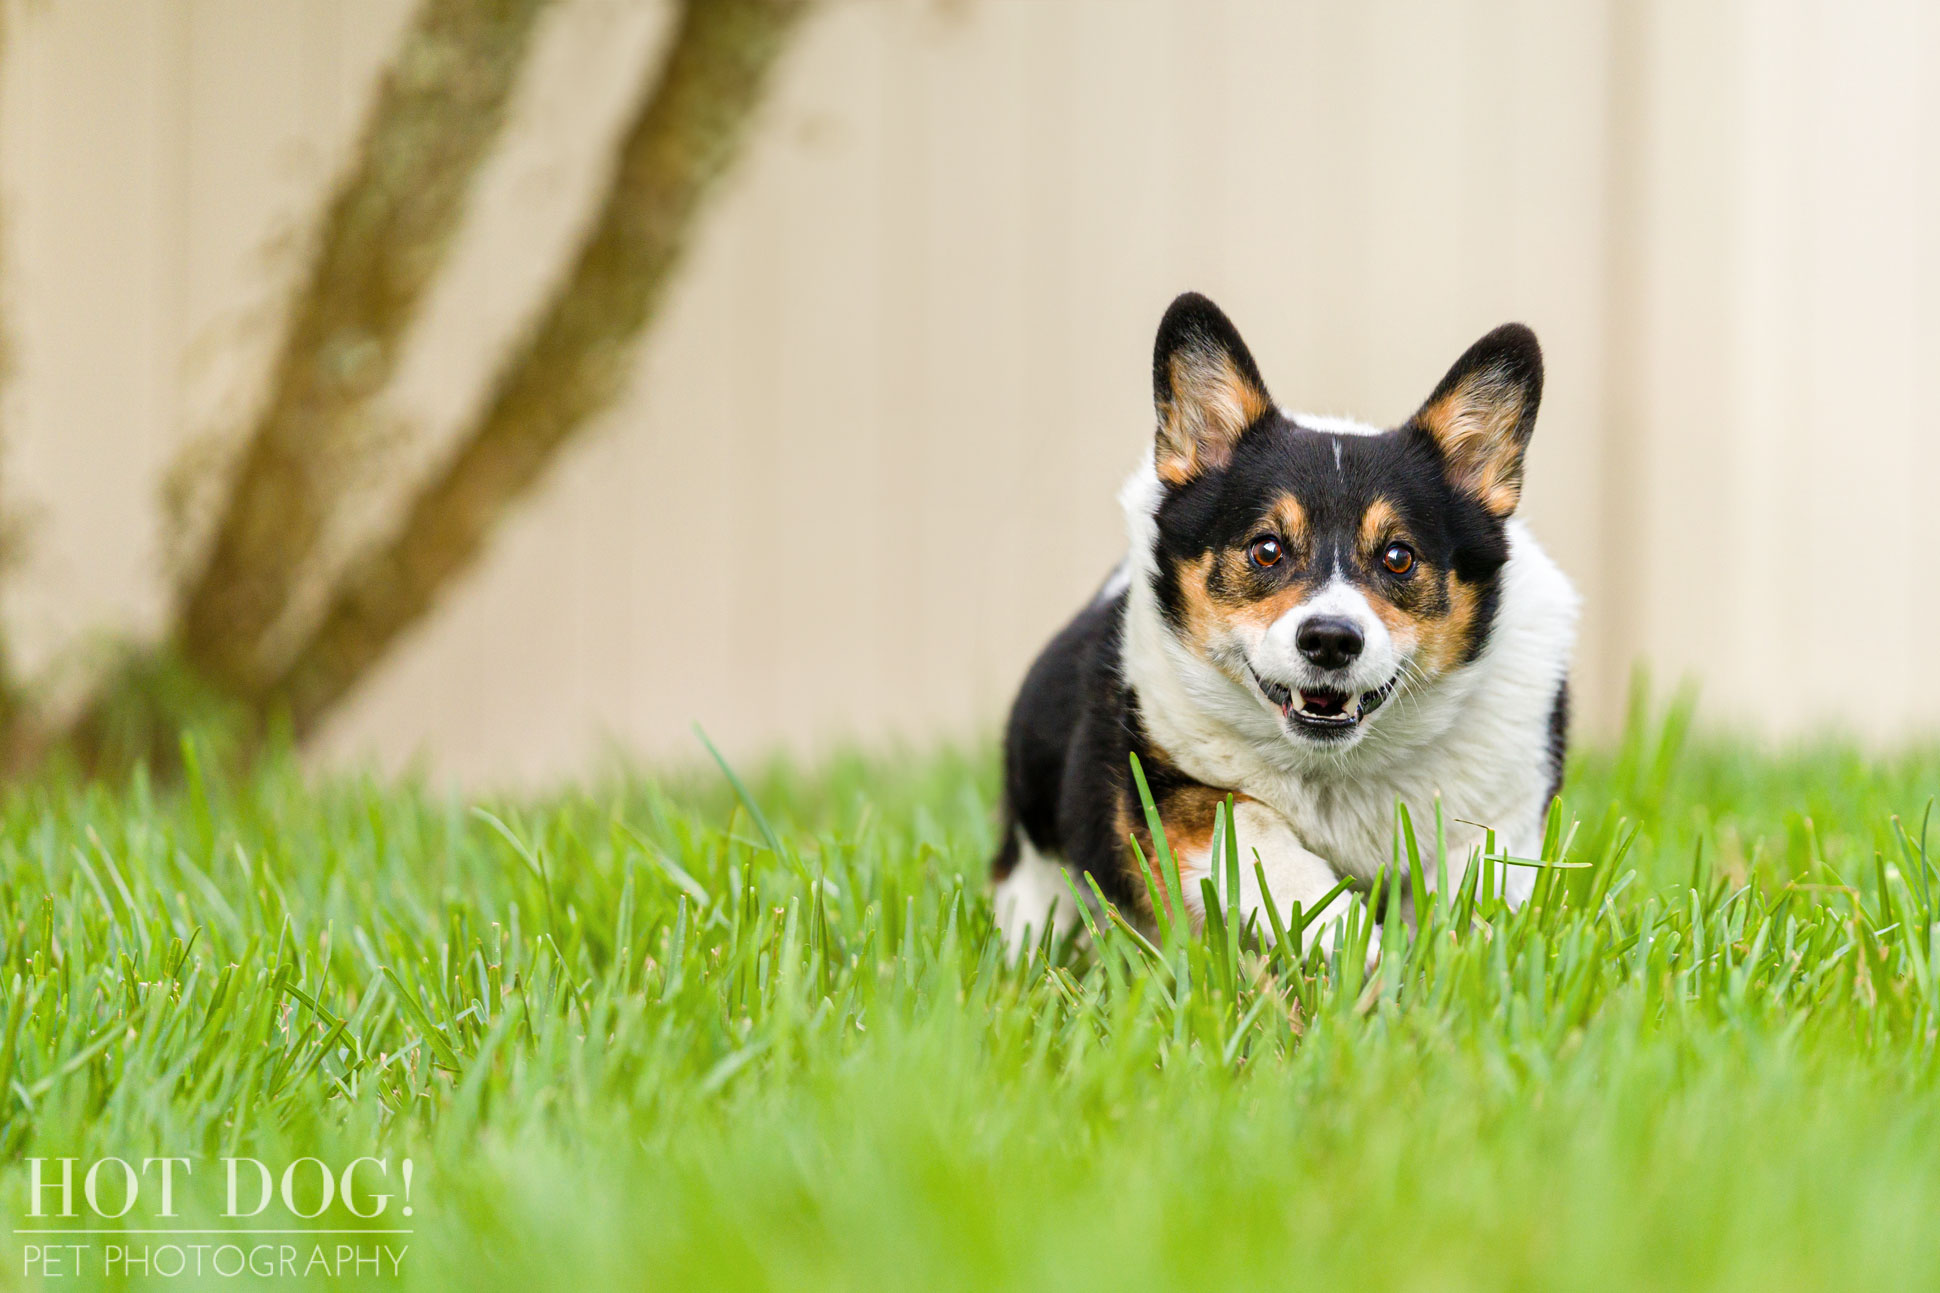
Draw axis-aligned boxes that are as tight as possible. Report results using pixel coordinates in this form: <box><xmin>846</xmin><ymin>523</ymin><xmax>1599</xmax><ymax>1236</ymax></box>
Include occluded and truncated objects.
<box><xmin>265</xmin><ymin>0</ymin><xmax>807</xmax><ymax>738</ymax></box>
<box><xmin>174</xmin><ymin>0</ymin><xmax>553</xmax><ymax>699</ymax></box>
<box><xmin>30</xmin><ymin>0</ymin><xmax>807</xmax><ymax>779</ymax></box>
<box><xmin>48</xmin><ymin>0</ymin><xmax>552</xmax><ymax>776</ymax></box>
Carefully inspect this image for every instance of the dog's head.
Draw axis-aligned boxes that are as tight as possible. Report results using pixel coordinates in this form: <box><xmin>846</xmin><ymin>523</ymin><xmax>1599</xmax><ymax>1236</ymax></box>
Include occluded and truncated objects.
<box><xmin>1140</xmin><ymin>292</ymin><xmax>1542</xmax><ymax>749</ymax></box>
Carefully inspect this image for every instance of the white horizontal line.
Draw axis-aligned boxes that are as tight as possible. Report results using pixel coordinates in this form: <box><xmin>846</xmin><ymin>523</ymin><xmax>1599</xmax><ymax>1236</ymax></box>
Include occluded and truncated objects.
<box><xmin>13</xmin><ymin>1229</ymin><xmax>414</xmax><ymax>1235</ymax></box>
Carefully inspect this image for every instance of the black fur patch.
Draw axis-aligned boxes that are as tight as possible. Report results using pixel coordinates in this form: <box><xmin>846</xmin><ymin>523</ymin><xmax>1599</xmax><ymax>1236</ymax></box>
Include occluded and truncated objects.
<box><xmin>1545</xmin><ymin>678</ymin><xmax>1571</xmax><ymax>808</ymax></box>
<box><xmin>996</xmin><ymin>593</ymin><xmax>1140</xmax><ymax>911</ymax></box>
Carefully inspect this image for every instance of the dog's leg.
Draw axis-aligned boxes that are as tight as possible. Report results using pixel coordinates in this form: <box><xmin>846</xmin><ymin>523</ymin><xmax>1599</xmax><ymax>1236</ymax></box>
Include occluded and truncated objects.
<box><xmin>1179</xmin><ymin>800</ymin><xmax>1362</xmax><ymax>958</ymax></box>
<box><xmin>993</xmin><ymin>837</ymin><xmax>1081</xmax><ymax>958</ymax></box>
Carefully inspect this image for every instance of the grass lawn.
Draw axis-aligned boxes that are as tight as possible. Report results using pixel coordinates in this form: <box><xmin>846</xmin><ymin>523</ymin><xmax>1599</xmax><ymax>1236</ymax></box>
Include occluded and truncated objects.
<box><xmin>5</xmin><ymin>701</ymin><xmax>1940</xmax><ymax>1290</ymax></box>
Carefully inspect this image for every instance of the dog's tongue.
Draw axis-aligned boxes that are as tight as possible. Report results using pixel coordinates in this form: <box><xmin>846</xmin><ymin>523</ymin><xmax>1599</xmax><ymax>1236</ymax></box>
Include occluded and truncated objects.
<box><xmin>1300</xmin><ymin>690</ymin><xmax>1348</xmax><ymax>718</ymax></box>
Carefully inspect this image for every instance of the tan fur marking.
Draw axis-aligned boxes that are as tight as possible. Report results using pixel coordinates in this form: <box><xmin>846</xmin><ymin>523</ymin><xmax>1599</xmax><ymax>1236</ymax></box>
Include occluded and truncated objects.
<box><xmin>1170</xmin><ymin>492</ymin><xmax>1315</xmax><ymax>642</ymax></box>
<box><xmin>1169</xmin><ymin>552</ymin><xmax>1223</xmax><ymax>651</ymax></box>
<box><xmin>1355</xmin><ymin>494</ymin><xmax>1477</xmax><ymax>677</ymax></box>
<box><xmin>1266</xmin><ymin>495</ymin><xmax>1309</xmax><ymax>555</ymax></box>
<box><xmin>1156</xmin><ymin>347</ymin><xmax>1272</xmax><ymax>485</ymax></box>
<box><xmin>1414</xmin><ymin>575</ymin><xmax>1482</xmax><ymax>673</ymax></box>
<box><xmin>1364</xmin><ymin>590</ymin><xmax>1415</xmax><ymax>641</ymax></box>
<box><xmin>1177</xmin><ymin>552</ymin><xmax>1314</xmax><ymax>642</ymax></box>
<box><xmin>1116</xmin><ymin>794</ymin><xmax>1180</xmax><ymax>921</ymax></box>
<box><xmin>1119</xmin><ymin>782</ymin><xmax>1255</xmax><ymax>921</ymax></box>
<box><xmin>1225</xmin><ymin>580</ymin><xmax>1315</xmax><ymax>631</ymax></box>
<box><xmin>1358</xmin><ymin>498</ymin><xmax>1403</xmax><ymax>553</ymax></box>
<box><xmin>1418</xmin><ymin>369</ymin><xmax>1528</xmax><ymax>516</ymax></box>
<box><xmin>1223</xmin><ymin>495</ymin><xmax>1314</xmax><ymax>628</ymax></box>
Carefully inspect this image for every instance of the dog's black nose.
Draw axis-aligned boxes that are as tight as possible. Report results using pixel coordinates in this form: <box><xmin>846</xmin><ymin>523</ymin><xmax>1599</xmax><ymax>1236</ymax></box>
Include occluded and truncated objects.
<box><xmin>1296</xmin><ymin>616</ymin><xmax>1364</xmax><ymax>670</ymax></box>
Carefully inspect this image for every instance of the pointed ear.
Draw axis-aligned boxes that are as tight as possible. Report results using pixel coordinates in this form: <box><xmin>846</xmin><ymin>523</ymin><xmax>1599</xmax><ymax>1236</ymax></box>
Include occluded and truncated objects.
<box><xmin>1410</xmin><ymin>324</ymin><xmax>1544</xmax><ymax>517</ymax></box>
<box><xmin>1152</xmin><ymin>293</ymin><xmax>1273</xmax><ymax>486</ymax></box>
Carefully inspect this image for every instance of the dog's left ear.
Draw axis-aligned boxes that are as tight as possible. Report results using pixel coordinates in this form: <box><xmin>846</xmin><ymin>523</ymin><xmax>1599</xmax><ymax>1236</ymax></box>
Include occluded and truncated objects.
<box><xmin>1410</xmin><ymin>324</ymin><xmax>1543</xmax><ymax>517</ymax></box>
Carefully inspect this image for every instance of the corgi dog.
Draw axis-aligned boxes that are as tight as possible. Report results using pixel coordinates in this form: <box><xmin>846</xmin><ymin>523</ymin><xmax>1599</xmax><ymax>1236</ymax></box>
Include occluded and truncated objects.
<box><xmin>991</xmin><ymin>293</ymin><xmax>1578</xmax><ymax>955</ymax></box>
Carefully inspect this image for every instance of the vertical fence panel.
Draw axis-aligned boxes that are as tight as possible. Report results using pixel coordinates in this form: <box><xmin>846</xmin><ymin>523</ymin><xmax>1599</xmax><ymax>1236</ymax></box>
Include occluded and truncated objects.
<box><xmin>2</xmin><ymin>0</ymin><xmax>1936</xmax><ymax>781</ymax></box>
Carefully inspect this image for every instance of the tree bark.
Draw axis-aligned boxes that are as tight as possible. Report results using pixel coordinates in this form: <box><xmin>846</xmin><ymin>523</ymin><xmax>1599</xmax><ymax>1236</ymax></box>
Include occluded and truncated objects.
<box><xmin>173</xmin><ymin>0</ymin><xmax>552</xmax><ymax>698</ymax></box>
<box><xmin>265</xmin><ymin>0</ymin><xmax>807</xmax><ymax>738</ymax></box>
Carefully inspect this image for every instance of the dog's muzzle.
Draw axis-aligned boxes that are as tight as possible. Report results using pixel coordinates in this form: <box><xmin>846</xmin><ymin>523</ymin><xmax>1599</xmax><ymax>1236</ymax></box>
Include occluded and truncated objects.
<box><xmin>1250</xmin><ymin>665</ymin><xmax>1398</xmax><ymax>739</ymax></box>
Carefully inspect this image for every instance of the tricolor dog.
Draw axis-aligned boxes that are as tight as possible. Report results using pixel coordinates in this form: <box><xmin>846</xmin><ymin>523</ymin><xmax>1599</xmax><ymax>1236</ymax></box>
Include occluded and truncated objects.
<box><xmin>992</xmin><ymin>293</ymin><xmax>1578</xmax><ymax>955</ymax></box>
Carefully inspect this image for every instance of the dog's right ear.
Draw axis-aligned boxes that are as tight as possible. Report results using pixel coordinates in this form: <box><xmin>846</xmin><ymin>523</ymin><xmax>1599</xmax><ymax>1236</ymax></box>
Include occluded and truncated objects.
<box><xmin>1152</xmin><ymin>293</ymin><xmax>1272</xmax><ymax>486</ymax></box>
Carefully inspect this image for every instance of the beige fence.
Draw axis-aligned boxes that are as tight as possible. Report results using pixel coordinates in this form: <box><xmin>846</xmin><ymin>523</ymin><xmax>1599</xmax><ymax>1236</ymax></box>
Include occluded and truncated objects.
<box><xmin>1</xmin><ymin>0</ymin><xmax>1935</xmax><ymax>783</ymax></box>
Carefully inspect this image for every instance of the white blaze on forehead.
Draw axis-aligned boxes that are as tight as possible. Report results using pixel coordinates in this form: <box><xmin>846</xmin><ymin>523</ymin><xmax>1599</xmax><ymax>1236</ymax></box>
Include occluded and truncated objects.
<box><xmin>1297</xmin><ymin>576</ymin><xmax>1383</xmax><ymax>628</ymax></box>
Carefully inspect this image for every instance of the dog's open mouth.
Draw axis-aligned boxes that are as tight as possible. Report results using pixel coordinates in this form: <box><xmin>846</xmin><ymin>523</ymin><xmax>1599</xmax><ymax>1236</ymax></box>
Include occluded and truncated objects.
<box><xmin>1250</xmin><ymin>668</ymin><xmax>1398</xmax><ymax>737</ymax></box>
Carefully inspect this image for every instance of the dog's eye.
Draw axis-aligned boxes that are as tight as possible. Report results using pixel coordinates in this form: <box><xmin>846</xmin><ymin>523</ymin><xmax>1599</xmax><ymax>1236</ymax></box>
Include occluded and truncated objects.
<box><xmin>1248</xmin><ymin>536</ymin><xmax>1284</xmax><ymax>569</ymax></box>
<box><xmin>1382</xmin><ymin>542</ymin><xmax>1415</xmax><ymax>575</ymax></box>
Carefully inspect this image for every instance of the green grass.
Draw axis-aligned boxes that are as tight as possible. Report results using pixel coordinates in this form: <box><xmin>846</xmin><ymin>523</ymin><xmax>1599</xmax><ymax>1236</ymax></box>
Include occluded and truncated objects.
<box><xmin>4</xmin><ymin>704</ymin><xmax>1940</xmax><ymax>1291</ymax></box>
